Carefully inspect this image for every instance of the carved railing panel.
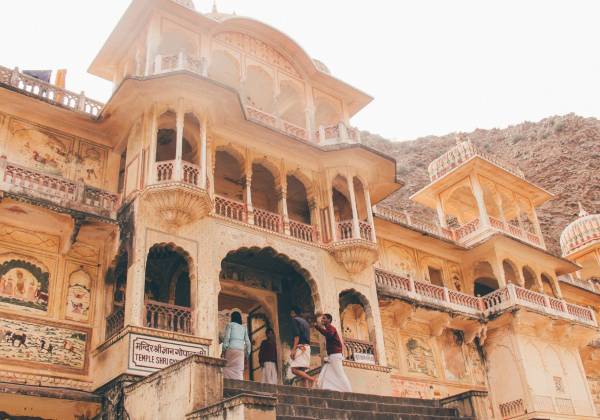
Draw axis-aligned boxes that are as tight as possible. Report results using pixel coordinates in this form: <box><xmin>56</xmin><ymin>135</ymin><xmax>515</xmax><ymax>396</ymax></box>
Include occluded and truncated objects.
<box><xmin>155</xmin><ymin>160</ymin><xmax>175</xmax><ymax>183</ymax></box>
<box><xmin>498</xmin><ymin>398</ymin><xmax>525</xmax><ymax>419</ymax></box>
<box><xmin>105</xmin><ymin>308</ymin><xmax>125</xmax><ymax>339</ymax></box>
<box><xmin>253</xmin><ymin>208</ymin><xmax>281</xmax><ymax>232</ymax></box>
<box><xmin>358</xmin><ymin>221</ymin><xmax>373</xmax><ymax>241</ymax></box>
<box><xmin>289</xmin><ymin>219</ymin><xmax>316</xmax><ymax>242</ymax></box>
<box><xmin>246</xmin><ymin>106</ymin><xmax>277</xmax><ymax>128</ymax></box>
<box><xmin>145</xmin><ymin>300</ymin><xmax>192</xmax><ymax>335</ymax></box>
<box><xmin>454</xmin><ymin>218</ymin><xmax>480</xmax><ymax>240</ymax></box>
<box><xmin>282</xmin><ymin>121</ymin><xmax>307</xmax><ymax>140</ymax></box>
<box><xmin>337</xmin><ymin>220</ymin><xmax>354</xmax><ymax>240</ymax></box>
<box><xmin>182</xmin><ymin>161</ymin><xmax>200</xmax><ymax>186</ymax></box>
<box><xmin>214</xmin><ymin>195</ymin><xmax>247</xmax><ymax>222</ymax></box>
<box><xmin>343</xmin><ymin>338</ymin><xmax>376</xmax><ymax>364</ymax></box>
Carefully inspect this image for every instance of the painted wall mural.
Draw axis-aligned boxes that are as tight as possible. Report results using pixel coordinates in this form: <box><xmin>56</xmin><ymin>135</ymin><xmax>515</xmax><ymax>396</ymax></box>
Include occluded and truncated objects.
<box><xmin>8</xmin><ymin>120</ymin><xmax>71</xmax><ymax>176</ymax></box>
<box><xmin>0</xmin><ymin>317</ymin><xmax>87</xmax><ymax>370</ymax></box>
<box><xmin>65</xmin><ymin>268</ymin><xmax>92</xmax><ymax>322</ymax></box>
<box><xmin>439</xmin><ymin>330</ymin><xmax>468</xmax><ymax>382</ymax></box>
<box><xmin>0</xmin><ymin>259</ymin><xmax>49</xmax><ymax>313</ymax></box>
<box><xmin>7</xmin><ymin>119</ymin><xmax>108</xmax><ymax>189</ymax></box>
<box><xmin>406</xmin><ymin>337</ymin><xmax>437</xmax><ymax>377</ymax></box>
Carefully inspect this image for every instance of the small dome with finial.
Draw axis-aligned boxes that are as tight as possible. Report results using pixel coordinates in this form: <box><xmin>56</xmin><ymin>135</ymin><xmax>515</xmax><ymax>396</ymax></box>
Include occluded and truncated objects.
<box><xmin>560</xmin><ymin>202</ymin><xmax>600</xmax><ymax>257</ymax></box>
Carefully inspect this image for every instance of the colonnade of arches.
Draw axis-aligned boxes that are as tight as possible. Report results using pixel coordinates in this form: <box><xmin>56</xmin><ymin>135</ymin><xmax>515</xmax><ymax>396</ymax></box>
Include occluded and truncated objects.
<box><xmin>103</xmin><ymin>244</ymin><xmax>380</xmax><ymax>374</ymax></box>
<box><xmin>473</xmin><ymin>258</ymin><xmax>560</xmax><ymax>298</ymax></box>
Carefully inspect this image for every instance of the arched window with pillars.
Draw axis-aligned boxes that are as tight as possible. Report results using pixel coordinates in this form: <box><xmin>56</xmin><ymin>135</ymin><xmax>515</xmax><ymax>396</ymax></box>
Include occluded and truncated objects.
<box><xmin>328</xmin><ymin>174</ymin><xmax>375</xmax><ymax>243</ymax></box>
<box><xmin>250</xmin><ymin>160</ymin><xmax>281</xmax><ymax>233</ymax></box>
<box><xmin>339</xmin><ymin>290</ymin><xmax>377</xmax><ymax>364</ymax></box>
<box><xmin>144</xmin><ymin>243</ymin><xmax>194</xmax><ymax>334</ymax></box>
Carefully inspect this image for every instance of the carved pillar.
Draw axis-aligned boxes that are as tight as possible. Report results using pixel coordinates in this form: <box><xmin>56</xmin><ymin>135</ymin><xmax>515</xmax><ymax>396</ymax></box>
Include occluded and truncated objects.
<box><xmin>175</xmin><ymin>99</ymin><xmax>184</xmax><ymax>181</ymax></box>
<box><xmin>469</xmin><ymin>174</ymin><xmax>490</xmax><ymax>227</ymax></box>
<box><xmin>364</xmin><ymin>185</ymin><xmax>377</xmax><ymax>242</ymax></box>
<box><xmin>208</xmin><ymin>141</ymin><xmax>216</xmax><ymax>197</ymax></box>
<box><xmin>528</xmin><ymin>198</ymin><xmax>546</xmax><ymax>248</ymax></box>
<box><xmin>495</xmin><ymin>190</ymin><xmax>506</xmax><ymax>223</ymax></box>
<box><xmin>245</xmin><ymin>154</ymin><xmax>254</xmax><ymax>224</ymax></box>
<box><xmin>347</xmin><ymin>175</ymin><xmax>361</xmax><ymax>239</ymax></box>
<box><xmin>435</xmin><ymin>195</ymin><xmax>447</xmax><ymax>228</ymax></box>
<box><xmin>513</xmin><ymin>192</ymin><xmax>526</xmax><ymax>232</ymax></box>
<box><xmin>491</xmin><ymin>256</ymin><xmax>507</xmax><ymax>288</ymax></box>
<box><xmin>148</xmin><ymin>105</ymin><xmax>158</xmax><ymax>185</ymax></box>
<box><xmin>327</xmin><ymin>176</ymin><xmax>338</xmax><ymax>242</ymax></box>
<box><xmin>124</xmin><ymin>209</ymin><xmax>145</xmax><ymax>328</ymax></box>
<box><xmin>200</xmin><ymin>115</ymin><xmax>208</xmax><ymax>189</ymax></box>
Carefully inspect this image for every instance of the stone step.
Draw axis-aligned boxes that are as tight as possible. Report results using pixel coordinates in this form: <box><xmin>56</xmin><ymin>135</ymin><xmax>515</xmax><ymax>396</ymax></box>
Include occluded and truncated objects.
<box><xmin>224</xmin><ymin>379</ymin><xmax>439</xmax><ymax>407</ymax></box>
<box><xmin>276</xmin><ymin>404</ymin><xmax>465</xmax><ymax>420</ymax></box>
<box><xmin>275</xmin><ymin>394</ymin><xmax>460</xmax><ymax>417</ymax></box>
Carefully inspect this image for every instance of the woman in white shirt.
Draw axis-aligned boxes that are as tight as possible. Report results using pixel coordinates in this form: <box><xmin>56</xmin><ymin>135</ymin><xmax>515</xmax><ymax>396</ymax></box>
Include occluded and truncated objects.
<box><xmin>222</xmin><ymin>311</ymin><xmax>251</xmax><ymax>380</ymax></box>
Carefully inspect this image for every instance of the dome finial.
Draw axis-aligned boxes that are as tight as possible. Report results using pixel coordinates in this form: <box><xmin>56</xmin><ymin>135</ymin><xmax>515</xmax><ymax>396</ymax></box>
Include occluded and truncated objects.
<box><xmin>212</xmin><ymin>0</ymin><xmax>218</xmax><ymax>13</ymax></box>
<box><xmin>578</xmin><ymin>202</ymin><xmax>589</xmax><ymax>217</ymax></box>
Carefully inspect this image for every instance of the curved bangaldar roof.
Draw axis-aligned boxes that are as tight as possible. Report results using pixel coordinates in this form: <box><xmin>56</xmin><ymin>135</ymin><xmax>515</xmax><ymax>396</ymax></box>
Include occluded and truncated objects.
<box><xmin>560</xmin><ymin>203</ymin><xmax>600</xmax><ymax>257</ymax></box>
<box><xmin>89</xmin><ymin>0</ymin><xmax>372</xmax><ymax>116</ymax></box>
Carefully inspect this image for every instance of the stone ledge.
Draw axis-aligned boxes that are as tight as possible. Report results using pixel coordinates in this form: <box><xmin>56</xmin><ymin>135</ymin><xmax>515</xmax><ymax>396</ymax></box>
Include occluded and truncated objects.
<box><xmin>95</xmin><ymin>325</ymin><xmax>212</xmax><ymax>353</ymax></box>
<box><xmin>343</xmin><ymin>361</ymin><xmax>392</xmax><ymax>373</ymax></box>
<box><xmin>186</xmin><ymin>393</ymin><xmax>277</xmax><ymax>419</ymax></box>
<box><xmin>125</xmin><ymin>354</ymin><xmax>226</xmax><ymax>394</ymax></box>
<box><xmin>0</xmin><ymin>381</ymin><xmax>101</xmax><ymax>402</ymax></box>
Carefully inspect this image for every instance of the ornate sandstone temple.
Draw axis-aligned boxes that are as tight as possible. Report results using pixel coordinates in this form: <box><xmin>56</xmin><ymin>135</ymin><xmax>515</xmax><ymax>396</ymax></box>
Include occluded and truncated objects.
<box><xmin>0</xmin><ymin>1</ymin><xmax>599</xmax><ymax>419</ymax></box>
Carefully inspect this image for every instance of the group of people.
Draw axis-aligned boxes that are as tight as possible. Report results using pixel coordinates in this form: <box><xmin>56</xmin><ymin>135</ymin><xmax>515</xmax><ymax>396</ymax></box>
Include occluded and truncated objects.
<box><xmin>221</xmin><ymin>305</ymin><xmax>352</xmax><ymax>392</ymax></box>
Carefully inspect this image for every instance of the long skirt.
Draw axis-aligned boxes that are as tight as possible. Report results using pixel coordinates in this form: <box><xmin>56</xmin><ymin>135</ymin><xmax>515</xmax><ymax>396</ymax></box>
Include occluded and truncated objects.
<box><xmin>317</xmin><ymin>353</ymin><xmax>352</xmax><ymax>392</ymax></box>
<box><xmin>223</xmin><ymin>348</ymin><xmax>245</xmax><ymax>380</ymax></box>
<box><xmin>261</xmin><ymin>361</ymin><xmax>278</xmax><ymax>384</ymax></box>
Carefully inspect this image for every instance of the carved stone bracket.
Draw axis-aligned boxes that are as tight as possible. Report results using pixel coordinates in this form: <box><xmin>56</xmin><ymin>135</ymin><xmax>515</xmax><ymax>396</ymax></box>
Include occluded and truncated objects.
<box><xmin>430</xmin><ymin>313</ymin><xmax>451</xmax><ymax>336</ymax></box>
<box><xmin>142</xmin><ymin>183</ymin><xmax>211</xmax><ymax>228</ymax></box>
<box><xmin>328</xmin><ymin>239</ymin><xmax>378</xmax><ymax>274</ymax></box>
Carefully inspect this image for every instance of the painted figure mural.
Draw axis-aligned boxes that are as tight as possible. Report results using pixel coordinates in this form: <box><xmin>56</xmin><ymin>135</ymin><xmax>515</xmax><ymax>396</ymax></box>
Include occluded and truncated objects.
<box><xmin>65</xmin><ymin>268</ymin><xmax>92</xmax><ymax>322</ymax></box>
<box><xmin>0</xmin><ymin>317</ymin><xmax>87</xmax><ymax>370</ymax></box>
<box><xmin>0</xmin><ymin>259</ymin><xmax>49</xmax><ymax>313</ymax></box>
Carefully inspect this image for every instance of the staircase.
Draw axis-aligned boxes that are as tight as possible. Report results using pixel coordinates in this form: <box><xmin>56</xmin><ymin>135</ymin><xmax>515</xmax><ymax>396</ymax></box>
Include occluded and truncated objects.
<box><xmin>224</xmin><ymin>379</ymin><xmax>473</xmax><ymax>420</ymax></box>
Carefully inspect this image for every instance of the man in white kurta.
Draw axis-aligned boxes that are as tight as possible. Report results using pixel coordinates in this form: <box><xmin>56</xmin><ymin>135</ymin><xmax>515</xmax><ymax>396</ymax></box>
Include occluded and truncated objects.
<box><xmin>314</xmin><ymin>313</ymin><xmax>352</xmax><ymax>392</ymax></box>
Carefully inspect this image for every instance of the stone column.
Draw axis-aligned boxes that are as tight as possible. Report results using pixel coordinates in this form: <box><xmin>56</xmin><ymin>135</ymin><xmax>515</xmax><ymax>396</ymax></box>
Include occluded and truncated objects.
<box><xmin>495</xmin><ymin>190</ymin><xmax>506</xmax><ymax>223</ymax></box>
<box><xmin>245</xmin><ymin>155</ymin><xmax>254</xmax><ymax>224</ymax></box>
<box><xmin>435</xmin><ymin>195</ymin><xmax>447</xmax><ymax>228</ymax></box>
<box><xmin>512</xmin><ymin>192</ymin><xmax>526</xmax><ymax>232</ymax></box>
<box><xmin>364</xmin><ymin>185</ymin><xmax>377</xmax><ymax>242</ymax></box>
<box><xmin>469</xmin><ymin>174</ymin><xmax>490</xmax><ymax>227</ymax></box>
<box><xmin>208</xmin><ymin>142</ymin><xmax>216</xmax><ymax>197</ymax></box>
<box><xmin>123</xmin><ymin>208</ymin><xmax>146</xmax><ymax>328</ymax></box>
<box><xmin>147</xmin><ymin>105</ymin><xmax>158</xmax><ymax>185</ymax></box>
<box><xmin>200</xmin><ymin>115</ymin><xmax>207</xmax><ymax>189</ymax></box>
<box><xmin>347</xmin><ymin>175</ymin><xmax>361</xmax><ymax>239</ymax></box>
<box><xmin>175</xmin><ymin>98</ymin><xmax>184</xmax><ymax>181</ymax></box>
<box><xmin>327</xmin><ymin>177</ymin><xmax>338</xmax><ymax>242</ymax></box>
<box><xmin>528</xmin><ymin>198</ymin><xmax>546</xmax><ymax>248</ymax></box>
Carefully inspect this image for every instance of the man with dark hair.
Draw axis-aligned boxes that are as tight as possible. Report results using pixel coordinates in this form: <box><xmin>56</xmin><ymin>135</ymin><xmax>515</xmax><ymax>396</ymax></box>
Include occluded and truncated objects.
<box><xmin>259</xmin><ymin>327</ymin><xmax>278</xmax><ymax>384</ymax></box>
<box><xmin>313</xmin><ymin>313</ymin><xmax>352</xmax><ymax>392</ymax></box>
<box><xmin>289</xmin><ymin>306</ymin><xmax>315</xmax><ymax>385</ymax></box>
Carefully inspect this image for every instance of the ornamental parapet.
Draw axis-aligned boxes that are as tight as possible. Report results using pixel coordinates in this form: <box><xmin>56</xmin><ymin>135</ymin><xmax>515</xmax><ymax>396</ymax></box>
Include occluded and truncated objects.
<box><xmin>373</xmin><ymin>206</ymin><xmax>544</xmax><ymax>249</ymax></box>
<box><xmin>0</xmin><ymin>158</ymin><xmax>119</xmax><ymax>219</ymax></box>
<box><xmin>375</xmin><ymin>268</ymin><xmax>597</xmax><ymax>327</ymax></box>
<box><xmin>0</xmin><ymin>65</ymin><xmax>103</xmax><ymax>118</ymax></box>
<box><xmin>427</xmin><ymin>139</ymin><xmax>525</xmax><ymax>182</ymax></box>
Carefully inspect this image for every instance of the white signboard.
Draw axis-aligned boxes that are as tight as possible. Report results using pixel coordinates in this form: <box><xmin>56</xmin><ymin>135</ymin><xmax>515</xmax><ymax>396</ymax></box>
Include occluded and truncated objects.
<box><xmin>128</xmin><ymin>333</ymin><xmax>209</xmax><ymax>374</ymax></box>
<box><xmin>352</xmin><ymin>352</ymin><xmax>376</xmax><ymax>365</ymax></box>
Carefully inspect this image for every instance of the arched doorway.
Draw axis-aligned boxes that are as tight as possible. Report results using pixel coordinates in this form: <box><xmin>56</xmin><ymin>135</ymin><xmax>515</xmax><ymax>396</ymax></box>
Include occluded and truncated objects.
<box><xmin>473</xmin><ymin>261</ymin><xmax>499</xmax><ymax>296</ymax></box>
<box><xmin>339</xmin><ymin>290</ymin><xmax>377</xmax><ymax>364</ymax></box>
<box><xmin>218</xmin><ymin>246</ymin><xmax>320</xmax><ymax>382</ymax></box>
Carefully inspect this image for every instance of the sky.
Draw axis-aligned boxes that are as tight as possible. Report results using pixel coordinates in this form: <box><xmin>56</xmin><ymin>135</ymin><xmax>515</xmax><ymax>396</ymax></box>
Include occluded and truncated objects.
<box><xmin>1</xmin><ymin>0</ymin><xmax>599</xmax><ymax>140</ymax></box>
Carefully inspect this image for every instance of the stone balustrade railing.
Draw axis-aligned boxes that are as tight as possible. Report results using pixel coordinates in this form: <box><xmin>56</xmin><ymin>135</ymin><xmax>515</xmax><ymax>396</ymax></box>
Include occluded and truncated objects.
<box><xmin>105</xmin><ymin>307</ymin><xmax>125</xmax><ymax>339</ymax></box>
<box><xmin>343</xmin><ymin>338</ymin><xmax>376</xmax><ymax>364</ymax></box>
<box><xmin>0</xmin><ymin>65</ymin><xmax>104</xmax><ymax>117</ymax></box>
<box><xmin>153</xmin><ymin>160</ymin><xmax>203</xmax><ymax>188</ymax></box>
<box><xmin>428</xmin><ymin>140</ymin><xmax>525</xmax><ymax>181</ymax></box>
<box><xmin>0</xmin><ymin>159</ymin><xmax>119</xmax><ymax>218</ymax></box>
<box><xmin>558</xmin><ymin>274</ymin><xmax>599</xmax><ymax>294</ymax></box>
<box><xmin>375</xmin><ymin>268</ymin><xmax>597</xmax><ymax>326</ymax></box>
<box><xmin>145</xmin><ymin>299</ymin><xmax>193</xmax><ymax>335</ymax></box>
<box><xmin>373</xmin><ymin>206</ymin><xmax>544</xmax><ymax>249</ymax></box>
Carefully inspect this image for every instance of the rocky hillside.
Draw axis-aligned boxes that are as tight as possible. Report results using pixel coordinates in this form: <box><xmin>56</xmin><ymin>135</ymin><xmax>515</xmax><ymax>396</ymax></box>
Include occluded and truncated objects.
<box><xmin>362</xmin><ymin>114</ymin><xmax>600</xmax><ymax>256</ymax></box>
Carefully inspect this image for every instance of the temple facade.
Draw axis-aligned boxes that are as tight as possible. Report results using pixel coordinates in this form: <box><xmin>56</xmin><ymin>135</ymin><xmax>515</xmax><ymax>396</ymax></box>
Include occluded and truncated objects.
<box><xmin>0</xmin><ymin>0</ymin><xmax>598</xmax><ymax>419</ymax></box>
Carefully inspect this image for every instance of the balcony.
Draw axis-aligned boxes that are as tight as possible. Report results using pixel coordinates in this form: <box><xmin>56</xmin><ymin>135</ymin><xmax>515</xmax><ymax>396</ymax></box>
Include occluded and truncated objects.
<box><xmin>329</xmin><ymin>220</ymin><xmax>377</xmax><ymax>274</ymax></box>
<box><xmin>0</xmin><ymin>65</ymin><xmax>103</xmax><ymax>117</ymax></box>
<box><xmin>105</xmin><ymin>308</ymin><xmax>125</xmax><ymax>339</ymax></box>
<box><xmin>375</xmin><ymin>268</ymin><xmax>597</xmax><ymax>327</ymax></box>
<box><xmin>143</xmin><ymin>160</ymin><xmax>211</xmax><ymax>228</ymax></box>
<box><xmin>373</xmin><ymin>206</ymin><xmax>544</xmax><ymax>249</ymax></box>
<box><xmin>0</xmin><ymin>159</ymin><xmax>119</xmax><ymax>219</ymax></box>
<box><xmin>145</xmin><ymin>300</ymin><xmax>193</xmax><ymax>335</ymax></box>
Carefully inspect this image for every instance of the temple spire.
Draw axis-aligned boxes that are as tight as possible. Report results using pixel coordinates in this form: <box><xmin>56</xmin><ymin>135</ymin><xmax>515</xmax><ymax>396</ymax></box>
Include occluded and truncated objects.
<box><xmin>212</xmin><ymin>0</ymin><xmax>218</xmax><ymax>13</ymax></box>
